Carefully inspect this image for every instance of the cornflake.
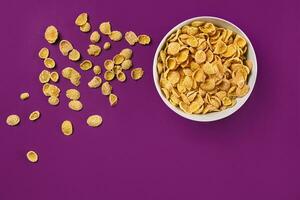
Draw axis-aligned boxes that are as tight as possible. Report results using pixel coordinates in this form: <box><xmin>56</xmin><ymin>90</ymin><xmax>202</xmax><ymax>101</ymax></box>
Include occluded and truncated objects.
<box><xmin>44</xmin><ymin>25</ymin><xmax>58</xmax><ymax>44</ymax></box>
<box><xmin>125</xmin><ymin>31</ymin><xmax>138</xmax><ymax>45</ymax></box>
<box><xmin>93</xmin><ymin>65</ymin><xmax>101</xmax><ymax>75</ymax></box>
<box><xmin>86</xmin><ymin>115</ymin><xmax>103</xmax><ymax>127</ymax></box>
<box><xmin>66</xmin><ymin>89</ymin><xmax>80</xmax><ymax>100</ymax></box>
<box><xmin>90</xmin><ymin>31</ymin><xmax>100</xmax><ymax>43</ymax></box>
<box><xmin>39</xmin><ymin>70</ymin><xmax>51</xmax><ymax>83</ymax></box>
<box><xmin>104</xmin><ymin>71</ymin><xmax>115</xmax><ymax>81</ymax></box>
<box><xmin>44</xmin><ymin>58</ymin><xmax>55</xmax><ymax>69</ymax></box>
<box><xmin>75</xmin><ymin>13</ymin><xmax>88</xmax><ymax>26</ymax></box>
<box><xmin>80</xmin><ymin>22</ymin><xmax>91</xmax><ymax>32</ymax></box>
<box><xmin>116</xmin><ymin>71</ymin><xmax>126</xmax><ymax>82</ymax></box>
<box><xmin>48</xmin><ymin>96</ymin><xmax>59</xmax><ymax>106</ymax></box>
<box><xmin>50</xmin><ymin>71</ymin><xmax>59</xmax><ymax>82</ymax></box>
<box><xmin>101</xmin><ymin>81</ymin><xmax>112</xmax><ymax>95</ymax></box>
<box><xmin>157</xmin><ymin>20</ymin><xmax>252</xmax><ymax>115</ymax></box>
<box><xmin>87</xmin><ymin>44</ymin><xmax>101</xmax><ymax>56</ymax></box>
<box><xmin>29</xmin><ymin>111</ymin><xmax>40</xmax><ymax>121</ymax></box>
<box><xmin>103</xmin><ymin>42</ymin><xmax>111</xmax><ymax>50</ymax></box>
<box><xmin>104</xmin><ymin>59</ymin><xmax>114</xmax><ymax>71</ymax></box>
<box><xmin>80</xmin><ymin>60</ymin><xmax>93</xmax><ymax>70</ymax></box>
<box><xmin>121</xmin><ymin>59</ymin><xmax>132</xmax><ymax>70</ymax></box>
<box><xmin>38</xmin><ymin>47</ymin><xmax>49</xmax><ymax>59</ymax></box>
<box><xmin>109</xmin><ymin>93</ymin><xmax>118</xmax><ymax>106</ymax></box>
<box><xmin>131</xmin><ymin>68</ymin><xmax>144</xmax><ymax>80</ymax></box>
<box><xmin>62</xmin><ymin>67</ymin><xmax>81</xmax><ymax>86</ymax></box>
<box><xmin>61</xmin><ymin>120</ymin><xmax>73</xmax><ymax>136</ymax></box>
<box><xmin>99</xmin><ymin>22</ymin><xmax>111</xmax><ymax>35</ymax></box>
<box><xmin>120</xmin><ymin>48</ymin><xmax>132</xmax><ymax>59</ymax></box>
<box><xmin>68</xmin><ymin>49</ymin><xmax>81</xmax><ymax>61</ymax></box>
<box><xmin>68</xmin><ymin>100</ymin><xmax>83</xmax><ymax>111</ymax></box>
<box><xmin>138</xmin><ymin>34</ymin><xmax>151</xmax><ymax>45</ymax></box>
<box><xmin>109</xmin><ymin>31</ymin><xmax>122</xmax><ymax>41</ymax></box>
<box><xmin>113</xmin><ymin>54</ymin><xmax>125</xmax><ymax>65</ymax></box>
<box><xmin>59</xmin><ymin>40</ymin><xmax>73</xmax><ymax>56</ymax></box>
<box><xmin>26</xmin><ymin>151</ymin><xmax>38</xmax><ymax>163</ymax></box>
<box><xmin>6</xmin><ymin>114</ymin><xmax>20</xmax><ymax>126</ymax></box>
<box><xmin>20</xmin><ymin>92</ymin><xmax>30</xmax><ymax>100</ymax></box>
<box><xmin>88</xmin><ymin>76</ymin><xmax>102</xmax><ymax>88</ymax></box>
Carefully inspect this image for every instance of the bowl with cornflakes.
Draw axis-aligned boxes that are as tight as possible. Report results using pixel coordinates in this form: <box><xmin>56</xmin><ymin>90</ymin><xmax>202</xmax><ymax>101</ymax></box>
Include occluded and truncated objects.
<box><xmin>153</xmin><ymin>16</ymin><xmax>257</xmax><ymax>122</ymax></box>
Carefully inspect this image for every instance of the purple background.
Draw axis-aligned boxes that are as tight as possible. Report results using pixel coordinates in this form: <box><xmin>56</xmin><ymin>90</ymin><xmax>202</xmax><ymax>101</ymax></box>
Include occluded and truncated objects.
<box><xmin>0</xmin><ymin>0</ymin><xmax>299</xmax><ymax>199</ymax></box>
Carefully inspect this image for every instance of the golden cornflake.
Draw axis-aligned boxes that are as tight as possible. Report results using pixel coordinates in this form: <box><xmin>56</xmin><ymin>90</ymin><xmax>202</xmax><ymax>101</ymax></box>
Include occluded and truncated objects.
<box><xmin>87</xmin><ymin>44</ymin><xmax>101</xmax><ymax>56</ymax></box>
<box><xmin>121</xmin><ymin>59</ymin><xmax>132</xmax><ymax>70</ymax></box>
<box><xmin>93</xmin><ymin>65</ymin><xmax>101</xmax><ymax>75</ymax></box>
<box><xmin>62</xmin><ymin>67</ymin><xmax>81</xmax><ymax>86</ymax></box>
<box><xmin>75</xmin><ymin>13</ymin><xmax>88</xmax><ymax>26</ymax></box>
<box><xmin>104</xmin><ymin>59</ymin><xmax>114</xmax><ymax>71</ymax></box>
<box><xmin>44</xmin><ymin>25</ymin><xmax>58</xmax><ymax>44</ymax></box>
<box><xmin>38</xmin><ymin>47</ymin><xmax>49</xmax><ymax>59</ymax></box>
<box><xmin>68</xmin><ymin>100</ymin><xmax>83</xmax><ymax>111</ymax></box>
<box><xmin>61</xmin><ymin>120</ymin><xmax>73</xmax><ymax>136</ymax></box>
<box><xmin>44</xmin><ymin>58</ymin><xmax>55</xmax><ymax>69</ymax></box>
<box><xmin>66</xmin><ymin>89</ymin><xmax>80</xmax><ymax>100</ymax></box>
<box><xmin>138</xmin><ymin>34</ymin><xmax>151</xmax><ymax>45</ymax></box>
<box><xmin>6</xmin><ymin>114</ymin><xmax>20</xmax><ymax>126</ymax></box>
<box><xmin>113</xmin><ymin>54</ymin><xmax>125</xmax><ymax>65</ymax></box>
<box><xmin>59</xmin><ymin>40</ymin><xmax>73</xmax><ymax>56</ymax></box>
<box><xmin>120</xmin><ymin>48</ymin><xmax>132</xmax><ymax>59</ymax></box>
<box><xmin>104</xmin><ymin>70</ymin><xmax>115</xmax><ymax>81</ymax></box>
<box><xmin>68</xmin><ymin>49</ymin><xmax>81</xmax><ymax>61</ymax></box>
<box><xmin>131</xmin><ymin>68</ymin><xmax>144</xmax><ymax>80</ymax></box>
<box><xmin>86</xmin><ymin>115</ymin><xmax>103</xmax><ymax>127</ymax></box>
<box><xmin>26</xmin><ymin>151</ymin><xmax>38</xmax><ymax>163</ymax></box>
<box><xmin>101</xmin><ymin>81</ymin><xmax>112</xmax><ymax>96</ymax></box>
<box><xmin>116</xmin><ymin>71</ymin><xmax>126</xmax><ymax>82</ymax></box>
<box><xmin>20</xmin><ymin>92</ymin><xmax>30</xmax><ymax>100</ymax></box>
<box><xmin>88</xmin><ymin>76</ymin><xmax>102</xmax><ymax>88</ymax></box>
<box><xmin>80</xmin><ymin>22</ymin><xmax>91</xmax><ymax>32</ymax></box>
<box><xmin>50</xmin><ymin>71</ymin><xmax>59</xmax><ymax>82</ymax></box>
<box><xmin>157</xmin><ymin>20</ymin><xmax>252</xmax><ymax>114</ymax></box>
<box><xmin>109</xmin><ymin>31</ymin><xmax>122</xmax><ymax>41</ymax></box>
<box><xmin>103</xmin><ymin>42</ymin><xmax>111</xmax><ymax>50</ymax></box>
<box><xmin>125</xmin><ymin>31</ymin><xmax>138</xmax><ymax>45</ymax></box>
<box><xmin>29</xmin><ymin>111</ymin><xmax>40</xmax><ymax>121</ymax></box>
<box><xmin>39</xmin><ymin>70</ymin><xmax>51</xmax><ymax>83</ymax></box>
<box><xmin>99</xmin><ymin>22</ymin><xmax>111</xmax><ymax>35</ymax></box>
<box><xmin>90</xmin><ymin>31</ymin><xmax>100</xmax><ymax>43</ymax></box>
<box><xmin>48</xmin><ymin>96</ymin><xmax>59</xmax><ymax>106</ymax></box>
<box><xmin>80</xmin><ymin>60</ymin><xmax>93</xmax><ymax>71</ymax></box>
<box><xmin>109</xmin><ymin>93</ymin><xmax>118</xmax><ymax>106</ymax></box>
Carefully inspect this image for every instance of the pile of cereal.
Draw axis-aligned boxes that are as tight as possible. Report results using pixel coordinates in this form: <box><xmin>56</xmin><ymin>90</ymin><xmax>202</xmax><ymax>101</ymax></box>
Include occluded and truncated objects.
<box><xmin>6</xmin><ymin>12</ymin><xmax>151</xmax><ymax>163</ymax></box>
<box><xmin>157</xmin><ymin>20</ymin><xmax>252</xmax><ymax>114</ymax></box>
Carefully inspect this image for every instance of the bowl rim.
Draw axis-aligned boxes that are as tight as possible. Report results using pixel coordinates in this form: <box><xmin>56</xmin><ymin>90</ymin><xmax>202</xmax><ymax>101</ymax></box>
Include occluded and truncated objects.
<box><xmin>152</xmin><ymin>16</ymin><xmax>258</xmax><ymax>122</ymax></box>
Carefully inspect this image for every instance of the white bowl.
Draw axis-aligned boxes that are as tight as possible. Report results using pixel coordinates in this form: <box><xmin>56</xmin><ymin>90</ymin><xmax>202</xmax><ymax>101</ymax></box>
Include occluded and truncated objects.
<box><xmin>153</xmin><ymin>16</ymin><xmax>257</xmax><ymax>122</ymax></box>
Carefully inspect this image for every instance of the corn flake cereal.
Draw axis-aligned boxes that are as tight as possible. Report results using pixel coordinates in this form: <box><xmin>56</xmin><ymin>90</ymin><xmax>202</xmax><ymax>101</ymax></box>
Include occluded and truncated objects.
<box><xmin>62</xmin><ymin>67</ymin><xmax>81</xmax><ymax>86</ymax></box>
<box><xmin>104</xmin><ymin>59</ymin><xmax>114</xmax><ymax>71</ymax></box>
<box><xmin>44</xmin><ymin>25</ymin><xmax>58</xmax><ymax>44</ymax></box>
<box><xmin>80</xmin><ymin>22</ymin><xmax>91</xmax><ymax>33</ymax></box>
<box><xmin>109</xmin><ymin>93</ymin><xmax>118</xmax><ymax>106</ymax></box>
<box><xmin>20</xmin><ymin>92</ymin><xmax>30</xmax><ymax>100</ymax></box>
<box><xmin>86</xmin><ymin>115</ymin><xmax>102</xmax><ymax>127</ymax></box>
<box><xmin>75</xmin><ymin>13</ymin><xmax>88</xmax><ymax>26</ymax></box>
<box><xmin>104</xmin><ymin>70</ymin><xmax>115</xmax><ymax>81</ymax></box>
<box><xmin>59</xmin><ymin>40</ymin><xmax>73</xmax><ymax>56</ymax></box>
<box><xmin>48</xmin><ymin>96</ymin><xmax>59</xmax><ymax>105</ymax></box>
<box><xmin>61</xmin><ymin>120</ymin><xmax>73</xmax><ymax>136</ymax></box>
<box><xmin>66</xmin><ymin>89</ymin><xmax>80</xmax><ymax>100</ymax></box>
<box><xmin>38</xmin><ymin>47</ymin><xmax>49</xmax><ymax>59</ymax></box>
<box><xmin>113</xmin><ymin>54</ymin><xmax>125</xmax><ymax>65</ymax></box>
<box><xmin>50</xmin><ymin>71</ymin><xmax>59</xmax><ymax>82</ymax></box>
<box><xmin>90</xmin><ymin>31</ymin><xmax>100</xmax><ymax>43</ymax></box>
<box><xmin>131</xmin><ymin>68</ymin><xmax>144</xmax><ymax>80</ymax></box>
<box><xmin>44</xmin><ymin>58</ymin><xmax>55</xmax><ymax>69</ymax></box>
<box><xmin>101</xmin><ymin>81</ymin><xmax>112</xmax><ymax>96</ymax></box>
<box><xmin>88</xmin><ymin>76</ymin><xmax>102</xmax><ymax>88</ymax></box>
<box><xmin>103</xmin><ymin>42</ymin><xmax>111</xmax><ymax>50</ymax></box>
<box><xmin>92</xmin><ymin>65</ymin><xmax>101</xmax><ymax>75</ymax></box>
<box><xmin>121</xmin><ymin>59</ymin><xmax>132</xmax><ymax>70</ymax></box>
<box><xmin>29</xmin><ymin>111</ymin><xmax>40</xmax><ymax>121</ymax></box>
<box><xmin>68</xmin><ymin>100</ymin><xmax>83</xmax><ymax>111</ymax></box>
<box><xmin>68</xmin><ymin>49</ymin><xmax>81</xmax><ymax>61</ymax></box>
<box><xmin>87</xmin><ymin>44</ymin><xmax>101</xmax><ymax>56</ymax></box>
<box><xmin>138</xmin><ymin>34</ymin><xmax>151</xmax><ymax>45</ymax></box>
<box><xmin>109</xmin><ymin>31</ymin><xmax>122</xmax><ymax>41</ymax></box>
<box><xmin>6</xmin><ymin>114</ymin><xmax>20</xmax><ymax>126</ymax></box>
<box><xmin>120</xmin><ymin>48</ymin><xmax>132</xmax><ymax>59</ymax></box>
<box><xmin>125</xmin><ymin>31</ymin><xmax>138</xmax><ymax>45</ymax></box>
<box><xmin>157</xmin><ymin>20</ymin><xmax>252</xmax><ymax>114</ymax></box>
<box><xmin>39</xmin><ymin>70</ymin><xmax>51</xmax><ymax>83</ymax></box>
<box><xmin>80</xmin><ymin>60</ymin><xmax>93</xmax><ymax>71</ymax></box>
<box><xmin>26</xmin><ymin>151</ymin><xmax>38</xmax><ymax>163</ymax></box>
<box><xmin>99</xmin><ymin>22</ymin><xmax>111</xmax><ymax>35</ymax></box>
